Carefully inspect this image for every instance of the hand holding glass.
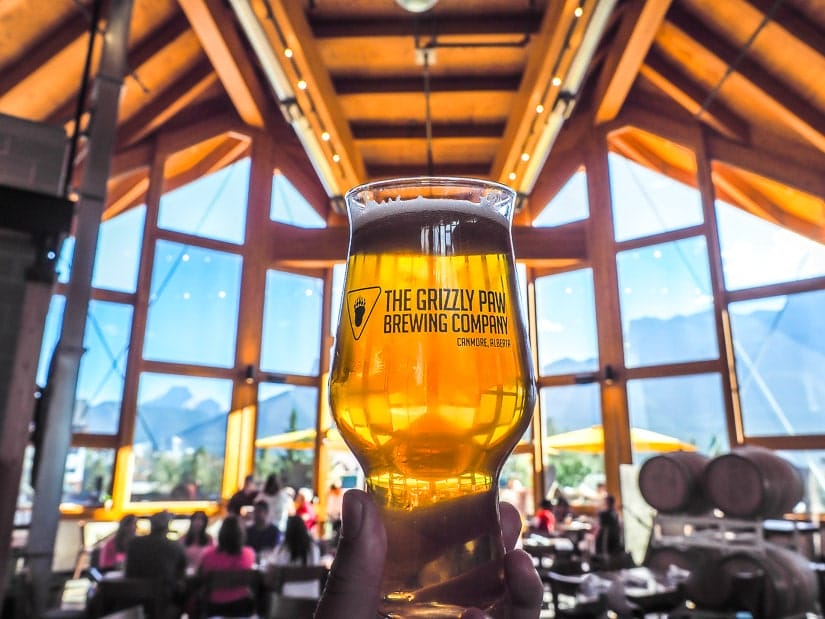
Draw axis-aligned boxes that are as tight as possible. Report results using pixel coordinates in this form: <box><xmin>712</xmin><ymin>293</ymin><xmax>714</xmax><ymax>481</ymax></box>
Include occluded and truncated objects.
<box><xmin>329</xmin><ymin>177</ymin><xmax>536</xmax><ymax>618</ymax></box>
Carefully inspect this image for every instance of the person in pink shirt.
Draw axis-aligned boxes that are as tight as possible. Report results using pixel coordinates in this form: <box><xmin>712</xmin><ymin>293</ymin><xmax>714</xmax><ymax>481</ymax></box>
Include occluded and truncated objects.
<box><xmin>98</xmin><ymin>514</ymin><xmax>136</xmax><ymax>571</ymax></box>
<box><xmin>198</xmin><ymin>515</ymin><xmax>256</xmax><ymax>616</ymax></box>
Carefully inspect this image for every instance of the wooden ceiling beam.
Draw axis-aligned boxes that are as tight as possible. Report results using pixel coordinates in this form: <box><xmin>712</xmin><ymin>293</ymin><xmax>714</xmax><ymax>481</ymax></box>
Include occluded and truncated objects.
<box><xmin>351</xmin><ymin>122</ymin><xmax>505</xmax><ymax>140</ymax></box>
<box><xmin>0</xmin><ymin>9</ymin><xmax>90</xmax><ymax>97</ymax></box>
<box><xmin>164</xmin><ymin>136</ymin><xmax>250</xmax><ymax>196</ymax></box>
<box><xmin>178</xmin><ymin>0</ymin><xmax>270</xmax><ymax>128</ymax></box>
<box><xmin>367</xmin><ymin>163</ymin><xmax>491</xmax><ymax>179</ymax></box>
<box><xmin>746</xmin><ymin>0</ymin><xmax>825</xmax><ymax>56</ymax></box>
<box><xmin>116</xmin><ymin>60</ymin><xmax>219</xmax><ymax>148</ymax></box>
<box><xmin>333</xmin><ymin>74</ymin><xmax>521</xmax><ymax>95</ymax></box>
<box><xmin>668</xmin><ymin>6</ymin><xmax>825</xmax><ymax>153</ymax></box>
<box><xmin>640</xmin><ymin>51</ymin><xmax>749</xmax><ymax>142</ymax></box>
<box><xmin>109</xmin><ymin>141</ymin><xmax>153</xmax><ymax>181</ymax></box>
<box><xmin>610</xmin><ymin>132</ymin><xmax>698</xmax><ymax>189</ymax></box>
<box><xmin>593</xmin><ymin>0</ymin><xmax>673</xmax><ymax>124</ymax></box>
<box><xmin>154</xmin><ymin>106</ymin><xmax>247</xmax><ymax>158</ymax></box>
<box><xmin>104</xmin><ymin>173</ymin><xmax>149</xmax><ymax>220</ymax></box>
<box><xmin>310</xmin><ymin>12</ymin><xmax>542</xmax><ymax>38</ymax></box>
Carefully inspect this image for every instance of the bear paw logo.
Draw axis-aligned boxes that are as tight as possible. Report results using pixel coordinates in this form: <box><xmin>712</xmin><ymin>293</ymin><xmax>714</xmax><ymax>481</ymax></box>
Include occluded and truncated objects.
<box><xmin>353</xmin><ymin>296</ymin><xmax>366</xmax><ymax>326</ymax></box>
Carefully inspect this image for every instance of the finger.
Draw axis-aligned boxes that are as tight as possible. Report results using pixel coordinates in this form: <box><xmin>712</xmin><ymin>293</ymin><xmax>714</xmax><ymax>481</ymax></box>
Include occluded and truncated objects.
<box><xmin>504</xmin><ymin>550</ymin><xmax>544</xmax><ymax>619</ymax></box>
<box><xmin>500</xmin><ymin>502</ymin><xmax>523</xmax><ymax>551</ymax></box>
<box><xmin>314</xmin><ymin>490</ymin><xmax>387</xmax><ymax>619</ymax></box>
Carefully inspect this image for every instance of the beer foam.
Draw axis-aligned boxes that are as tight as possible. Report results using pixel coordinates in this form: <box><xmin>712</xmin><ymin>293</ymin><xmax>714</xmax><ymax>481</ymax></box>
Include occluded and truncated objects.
<box><xmin>350</xmin><ymin>196</ymin><xmax>510</xmax><ymax>229</ymax></box>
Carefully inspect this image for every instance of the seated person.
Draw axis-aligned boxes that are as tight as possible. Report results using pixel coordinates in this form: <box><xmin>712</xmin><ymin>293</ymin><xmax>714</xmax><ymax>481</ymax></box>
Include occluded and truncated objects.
<box><xmin>553</xmin><ymin>496</ymin><xmax>572</xmax><ymax>523</ymax></box>
<box><xmin>199</xmin><ymin>515</ymin><xmax>257</xmax><ymax>616</ymax></box>
<box><xmin>98</xmin><ymin>514</ymin><xmax>136</xmax><ymax>571</ymax></box>
<box><xmin>594</xmin><ymin>494</ymin><xmax>624</xmax><ymax>559</ymax></box>
<box><xmin>271</xmin><ymin>514</ymin><xmax>323</xmax><ymax>598</ymax></box>
<box><xmin>180</xmin><ymin>510</ymin><xmax>214</xmax><ymax>568</ymax></box>
<box><xmin>246</xmin><ymin>500</ymin><xmax>280</xmax><ymax>557</ymax></box>
<box><xmin>226</xmin><ymin>474</ymin><xmax>258</xmax><ymax>516</ymax></box>
<box><xmin>530</xmin><ymin>499</ymin><xmax>556</xmax><ymax>536</ymax></box>
<box><xmin>125</xmin><ymin>511</ymin><xmax>187</xmax><ymax>610</ymax></box>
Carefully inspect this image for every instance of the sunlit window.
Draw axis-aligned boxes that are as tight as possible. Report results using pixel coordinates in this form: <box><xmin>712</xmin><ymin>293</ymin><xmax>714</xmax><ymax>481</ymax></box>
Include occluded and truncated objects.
<box><xmin>776</xmin><ymin>450</ymin><xmax>825</xmax><ymax>514</ymax></box>
<box><xmin>56</xmin><ymin>237</ymin><xmax>74</xmax><ymax>284</ymax></box>
<box><xmin>62</xmin><ymin>447</ymin><xmax>115</xmax><ymax>506</ymax></box>
<box><xmin>36</xmin><ymin>295</ymin><xmax>65</xmax><ymax>387</ymax></box>
<box><xmin>627</xmin><ymin>373</ymin><xmax>728</xmax><ymax>458</ymax></box>
<box><xmin>330</xmin><ymin>263</ymin><xmax>346</xmax><ymax>332</ymax></box>
<box><xmin>159</xmin><ymin>157</ymin><xmax>249</xmax><ymax>245</ymax></box>
<box><xmin>255</xmin><ymin>383</ymin><xmax>319</xmax><ymax>490</ymax></box>
<box><xmin>271</xmin><ymin>173</ymin><xmax>326</xmax><ymax>228</ymax></box>
<box><xmin>143</xmin><ymin>241</ymin><xmax>242</xmax><ymax>368</ymax></box>
<box><xmin>261</xmin><ymin>270</ymin><xmax>323</xmax><ymax>376</ymax></box>
<box><xmin>617</xmin><ymin>237</ymin><xmax>717</xmax><ymax>367</ymax></box>
<box><xmin>609</xmin><ymin>152</ymin><xmax>703</xmax><ymax>242</ymax></box>
<box><xmin>540</xmin><ymin>384</ymin><xmax>604</xmax><ymax>505</ymax></box>
<box><xmin>131</xmin><ymin>373</ymin><xmax>232</xmax><ymax>502</ymax></box>
<box><xmin>92</xmin><ymin>206</ymin><xmax>146</xmax><ymax>292</ymax></box>
<box><xmin>716</xmin><ymin>200</ymin><xmax>825</xmax><ymax>290</ymax></box>
<box><xmin>501</xmin><ymin>453</ymin><xmax>535</xmax><ymax>520</ymax></box>
<box><xmin>729</xmin><ymin>291</ymin><xmax>825</xmax><ymax>437</ymax></box>
<box><xmin>532</xmin><ymin>169</ymin><xmax>588</xmax><ymax>227</ymax></box>
<box><xmin>535</xmin><ymin>269</ymin><xmax>598</xmax><ymax>376</ymax></box>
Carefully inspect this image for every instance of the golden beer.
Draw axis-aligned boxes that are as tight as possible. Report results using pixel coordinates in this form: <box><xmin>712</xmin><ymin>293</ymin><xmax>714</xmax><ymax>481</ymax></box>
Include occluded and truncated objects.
<box><xmin>330</xmin><ymin>179</ymin><xmax>536</xmax><ymax>618</ymax></box>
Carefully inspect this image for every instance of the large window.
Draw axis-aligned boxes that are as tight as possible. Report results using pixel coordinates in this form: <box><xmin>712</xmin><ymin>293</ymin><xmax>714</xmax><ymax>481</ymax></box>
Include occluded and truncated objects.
<box><xmin>535</xmin><ymin>269</ymin><xmax>598</xmax><ymax>376</ymax></box>
<box><xmin>617</xmin><ymin>237</ymin><xmax>717</xmax><ymax>367</ymax></box>
<box><xmin>260</xmin><ymin>270</ymin><xmax>323</xmax><ymax>376</ymax></box>
<box><xmin>270</xmin><ymin>173</ymin><xmax>326</xmax><ymax>228</ymax></box>
<box><xmin>729</xmin><ymin>291</ymin><xmax>825</xmax><ymax>437</ymax></box>
<box><xmin>131</xmin><ymin>373</ymin><xmax>232</xmax><ymax>502</ymax></box>
<box><xmin>533</xmin><ymin>169</ymin><xmax>589</xmax><ymax>227</ymax></box>
<box><xmin>143</xmin><ymin>241</ymin><xmax>243</xmax><ymax>368</ymax></box>
<box><xmin>92</xmin><ymin>206</ymin><xmax>146</xmax><ymax>293</ymax></box>
<box><xmin>62</xmin><ymin>447</ymin><xmax>115</xmax><ymax>506</ymax></box>
<box><xmin>255</xmin><ymin>383</ymin><xmax>320</xmax><ymax>490</ymax></box>
<box><xmin>627</xmin><ymin>374</ymin><xmax>729</xmax><ymax>457</ymax></box>
<box><xmin>159</xmin><ymin>157</ymin><xmax>249</xmax><ymax>245</ymax></box>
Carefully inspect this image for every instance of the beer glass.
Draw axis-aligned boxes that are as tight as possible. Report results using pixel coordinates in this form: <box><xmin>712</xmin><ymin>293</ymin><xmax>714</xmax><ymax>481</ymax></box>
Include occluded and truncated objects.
<box><xmin>329</xmin><ymin>177</ymin><xmax>536</xmax><ymax>618</ymax></box>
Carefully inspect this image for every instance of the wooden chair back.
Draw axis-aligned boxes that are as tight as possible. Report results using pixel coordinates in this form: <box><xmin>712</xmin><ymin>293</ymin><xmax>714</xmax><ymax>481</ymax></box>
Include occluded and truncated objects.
<box><xmin>91</xmin><ymin>577</ymin><xmax>165</xmax><ymax>619</ymax></box>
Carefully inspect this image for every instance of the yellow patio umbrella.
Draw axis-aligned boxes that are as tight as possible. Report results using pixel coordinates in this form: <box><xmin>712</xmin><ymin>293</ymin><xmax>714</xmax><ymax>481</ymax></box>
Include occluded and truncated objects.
<box><xmin>255</xmin><ymin>427</ymin><xmax>349</xmax><ymax>451</ymax></box>
<box><xmin>544</xmin><ymin>424</ymin><xmax>697</xmax><ymax>454</ymax></box>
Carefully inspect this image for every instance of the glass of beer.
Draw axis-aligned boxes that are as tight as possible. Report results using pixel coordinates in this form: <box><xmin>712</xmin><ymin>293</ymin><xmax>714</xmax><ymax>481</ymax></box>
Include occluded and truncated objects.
<box><xmin>329</xmin><ymin>177</ymin><xmax>536</xmax><ymax>618</ymax></box>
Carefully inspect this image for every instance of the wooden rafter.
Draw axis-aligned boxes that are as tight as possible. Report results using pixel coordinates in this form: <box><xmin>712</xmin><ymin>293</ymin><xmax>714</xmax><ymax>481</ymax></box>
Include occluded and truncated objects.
<box><xmin>310</xmin><ymin>12</ymin><xmax>541</xmax><ymax>39</ymax></box>
<box><xmin>668</xmin><ymin>6</ymin><xmax>825</xmax><ymax>153</ymax></box>
<box><xmin>351</xmin><ymin>122</ymin><xmax>505</xmax><ymax>140</ymax></box>
<box><xmin>333</xmin><ymin>75</ymin><xmax>522</xmax><ymax>95</ymax></box>
<box><xmin>250</xmin><ymin>0</ymin><xmax>367</xmax><ymax>192</ymax></box>
<box><xmin>746</xmin><ymin>0</ymin><xmax>825</xmax><ymax>56</ymax></box>
<box><xmin>116</xmin><ymin>60</ymin><xmax>219</xmax><ymax>147</ymax></box>
<box><xmin>593</xmin><ymin>0</ymin><xmax>673</xmax><ymax>124</ymax></box>
<box><xmin>0</xmin><ymin>9</ymin><xmax>90</xmax><ymax>98</ymax></box>
<box><xmin>640</xmin><ymin>51</ymin><xmax>749</xmax><ymax>142</ymax></box>
<box><xmin>104</xmin><ymin>173</ymin><xmax>149</xmax><ymax>220</ymax></box>
<box><xmin>609</xmin><ymin>131</ymin><xmax>698</xmax><ymax>189</ymax></box>
<box><xmin>178</xmin><ymin>0</ymin><xmax>270</xmax><ymax>128</ymax></box>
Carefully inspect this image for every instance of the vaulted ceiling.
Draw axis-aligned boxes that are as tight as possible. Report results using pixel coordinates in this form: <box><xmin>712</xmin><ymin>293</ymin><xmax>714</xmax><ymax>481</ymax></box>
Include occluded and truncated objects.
<box><xmin>1</xmin><ymin>0</ymin><xmax>824</xmax><ymax>236</ymax></box>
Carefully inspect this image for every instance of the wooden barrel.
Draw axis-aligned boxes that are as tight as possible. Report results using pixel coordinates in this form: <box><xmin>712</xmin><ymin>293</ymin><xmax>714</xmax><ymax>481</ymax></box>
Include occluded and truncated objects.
<box><xmin>720</xmin><ymin>544</ymin><xmax>819</xmax><ymax>617</ymax></box>
<box><xmin>638</xmin><ymin>452</ymin><xmax>712</xmax><ymax>514</ymax></box>
<box><xmin>702</xmin><ymin>447</ymin><xmax>803</xmax><ymax>519</ymax></box>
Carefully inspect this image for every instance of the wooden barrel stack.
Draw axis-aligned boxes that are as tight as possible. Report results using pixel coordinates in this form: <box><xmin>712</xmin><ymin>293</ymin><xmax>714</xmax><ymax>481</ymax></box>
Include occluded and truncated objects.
<box><xmin>639</xmin><ymin>447</ymin><xmax>816</xmax><ymax>617</ymax></box>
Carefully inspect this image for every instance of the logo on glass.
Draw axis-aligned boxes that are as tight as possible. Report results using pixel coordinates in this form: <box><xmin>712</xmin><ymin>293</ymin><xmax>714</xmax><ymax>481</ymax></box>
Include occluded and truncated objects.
<box><xmin>346</xmin><ymin>286</ymin><xmax>381</xmax><ymax>340</ymax></box>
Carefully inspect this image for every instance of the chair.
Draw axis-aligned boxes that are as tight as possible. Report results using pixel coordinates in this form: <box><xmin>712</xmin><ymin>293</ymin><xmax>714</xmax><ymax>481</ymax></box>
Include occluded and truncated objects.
<box><xmin>546</xmin><ymin>571</ymin><xmax>609</xmax><ymax>618</ymax></box>
<box><xmin>195</xmin><ymin>569</ymin><xmax>262</xmax><ymax>619</ymax></box>
<box><xmin>264</xmin><ymin>565</ymin><xmax>327</xmax><ymax>619</ymax></box>
<box><xmin>89</xmin><ymin>577</ymin><xmax>167</xmax><ymax>619</ymax></box>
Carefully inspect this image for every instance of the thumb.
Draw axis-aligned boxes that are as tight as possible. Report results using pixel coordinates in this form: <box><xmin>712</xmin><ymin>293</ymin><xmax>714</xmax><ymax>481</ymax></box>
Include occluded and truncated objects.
<box><xmin>315</xmin><ymin>490</ymin><xmax>387</xmax><ymax>619</ymax></box>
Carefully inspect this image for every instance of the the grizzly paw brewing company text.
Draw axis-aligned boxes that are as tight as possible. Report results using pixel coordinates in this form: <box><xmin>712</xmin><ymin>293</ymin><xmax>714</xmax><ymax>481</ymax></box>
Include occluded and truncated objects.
<box><xmin>350</xmin><ymin>287</ymin><xmax>510</xmax><ymax>348</ymax></box>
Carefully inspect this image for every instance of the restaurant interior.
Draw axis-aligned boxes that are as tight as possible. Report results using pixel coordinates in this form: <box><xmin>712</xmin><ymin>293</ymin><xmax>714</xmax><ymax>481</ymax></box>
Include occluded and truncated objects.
<box><xmin>2</xmin><ymin>0</ymin><xmax>825</xmax><ymax>617</ymax></box>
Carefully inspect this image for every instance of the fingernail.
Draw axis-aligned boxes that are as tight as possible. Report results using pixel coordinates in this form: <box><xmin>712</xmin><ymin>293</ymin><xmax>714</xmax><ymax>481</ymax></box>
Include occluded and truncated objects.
<box><xmin>341</xmin><ymin>491</ymin><xmax>364</xmax><ymax>539</ymax></box>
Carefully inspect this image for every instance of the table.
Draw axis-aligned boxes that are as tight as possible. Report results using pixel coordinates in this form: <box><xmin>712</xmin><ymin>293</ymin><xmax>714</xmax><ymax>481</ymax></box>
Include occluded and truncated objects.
<box><xmin>596</xmin><ymin>566</ymin><xmax>686</xmax><ymax>616</ymax></box>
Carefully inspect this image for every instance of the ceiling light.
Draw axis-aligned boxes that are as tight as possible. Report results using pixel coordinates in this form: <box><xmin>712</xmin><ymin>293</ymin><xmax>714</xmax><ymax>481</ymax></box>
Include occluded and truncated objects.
<box><xmin>332</xmin><ymin>154</ymin><xmax>341</xmax><ymax>163</ymax></box>
<box><xmin>321</xmin><ymin>131</ymin><xmax>331</xmax><ymax>141</ymax></box>
<box><xmin>508</xmin><ymin>172</ymin><xmax>517</xmax><ymax>181</ymax></box>
<box><xmin>574</xmin><ymin>7</ymin><xmax>584</xmax><ymax>17</ymax></box>
<box><xmin>395</xmin><ymin>0</ymin><xmax>438</xmax><ymax>12</ymax></box>
<box><xmin>297</xmin><ymin>79</ymin><xmax>307</xmax><ymax>90</ymax></box>
<box><xmin>521</xmin><ymin>153</ymin><xmax>530</xmax><ymax>162</ymax></box>
<box><xmin>284</xmin><ymin>48</ymin><xmax>293</xmax><ymax>58</ymax></box>
<box><xmin>535</xmin><ymin>104</ymin><xmax>544</xmax><ymax>114</ymax></box>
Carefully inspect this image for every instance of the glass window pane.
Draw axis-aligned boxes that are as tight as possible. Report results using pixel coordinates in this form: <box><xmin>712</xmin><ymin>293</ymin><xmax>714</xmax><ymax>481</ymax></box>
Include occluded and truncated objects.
<box><xmin>75</xmin><ymin>300</ymin><xmax>133</xmax><ymax>434</ymax></box>
<box><xmin>535</xmin><ymin>269</ymin><xmax>598</xmax><ymax>376</ymax></box>
<box><xmin>144</xmin><ymin>241</ymin><xmax>242</xmax><ymax>368</ymax></box>
<box><xmin>627</xmin><ymin>374</ymin><xmax>729</xmax><ymax>458</ymax></box>
<box><xmin>617</xmin><ymin>237</ymin><xmax>717</xmax><ymax>367</ymax></box>
<box><xmin>271</xmin><ymin>173</ymin><xmax>326</xmax><ymax>228</ymax></box>
<box><xmin>63</xmin><ymin>447</ymin><xmax>115</xmax><ymax>506</ymax></box>
<box><xmin>716</xmin><ymin>200</ymin><xmax>825</xmax><ymax>291</ymax></box>
<box><xmin>729</xmin><ymin>291</ymin><xmax>825</xmax><ymax>437</ymax></box>
<box><xmin>159</xmin><ymin>157</ymin><xmax>249</xmax><ymax>244</ymax></box>
<box><xmin>92</xmin><ymin>205</ymin><xmax>146</xmax><ymax>292</ymax></box>
<box><xmin>37</xmin><ymin>295</ymin><xmax>65</xmax><ymax>387</ymax></box>
<box><xmin>131</xmin><ymin>373</ymin><xmax>232</xmax><ymax>501</ymax></box>
<box><xmin>255</xmin><ymin>383</ymin><xmax>319</xmax><ymax>490</ymax></box>
<box><xmin>261</xmin><ymin>270</ymin><xmax>323</xmax><ymax>376</ymax></box>
<box><xmin>541</xmin><ymin>384</ymin><xmax>604</xmax><ymax>507</ymax></box>
<box><xmin>609</xmin><ymin>152</ymin><xmax>703</xmax><ymax>242</ymax></box>
<box><xmin>500</xmin><ymin>452</ymin><xmax>535</xmax><ymax>522</ymax></box>
<box><xmin>330</xmin><ymin>263</ymin><xmax>346</xmax><ymax>332</ymax></box>
<box><xmin>533</xmin><ymin>169</ymin><xmax>588</xmax><ymax>227</ymax></box>
<box><xmin>56</xmin><ymin>237</ymin><xmax>74</xmax><ymax>284</ymax></box>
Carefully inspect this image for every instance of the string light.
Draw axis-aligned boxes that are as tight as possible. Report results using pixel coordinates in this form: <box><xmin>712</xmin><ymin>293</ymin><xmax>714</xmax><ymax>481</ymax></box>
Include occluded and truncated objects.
<box><xmin>297</xmin><ymin>79</ymin><xmax>307</xmax><ymax>90</ymax></box>
<box><xmin>521</xmin><ymin>153</ymin><xmax>530</xmax><ymax>162</ymax></box>
<box><xmin>332</xmin><ymin>154</ymin><xmax>341</xmax><ymax>163</ymax></box>
<box><xmin>508</xmin><ymin>172</ymin><xmax>517</xmax><ymax>181</ymax></box>
<box><xmin>535</xmin><ymin>104</ymin><xmax>544</xmax><ymax>114</ymax></box>
<box><xmin>284</xmin><ymin>47</ymin><xmax>293</xmax><ymax>58</ymax></box>
<box><xmin>321</xmin><ymin>131</ymin><xmax>330</xmax><ymax>141</ymax></box>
